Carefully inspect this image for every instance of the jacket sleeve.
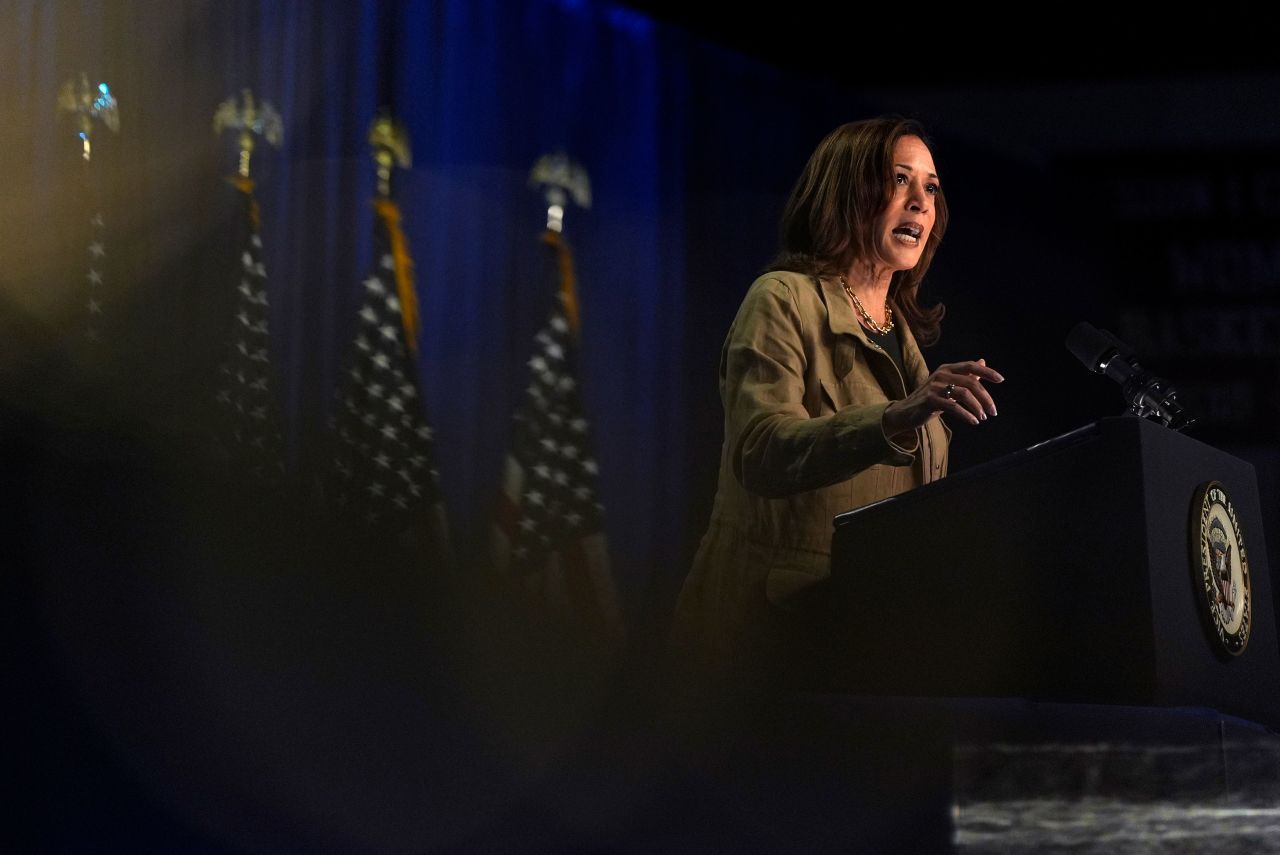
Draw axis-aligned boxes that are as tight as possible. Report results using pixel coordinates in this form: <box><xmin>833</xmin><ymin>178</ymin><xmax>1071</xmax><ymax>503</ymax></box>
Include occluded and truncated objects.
<box><xmin>724</xmin><ymin>277</ymin><xmax>914</xmax><ymax>498</ymax></box>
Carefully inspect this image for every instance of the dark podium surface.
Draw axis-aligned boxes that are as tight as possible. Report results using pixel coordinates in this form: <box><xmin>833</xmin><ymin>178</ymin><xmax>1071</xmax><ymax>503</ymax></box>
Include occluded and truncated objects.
<box><xmin>828</xmin><ymin>416</ymin><xmax>1280</xmax><ymax>729</ymax></box>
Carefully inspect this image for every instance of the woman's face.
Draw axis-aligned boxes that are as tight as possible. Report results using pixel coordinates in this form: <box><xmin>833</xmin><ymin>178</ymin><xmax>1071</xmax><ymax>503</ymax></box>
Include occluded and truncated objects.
<box><xmin>872</xmin><ymin>135</ymin><xmax>939</xmax><ymax>273</ymax></box>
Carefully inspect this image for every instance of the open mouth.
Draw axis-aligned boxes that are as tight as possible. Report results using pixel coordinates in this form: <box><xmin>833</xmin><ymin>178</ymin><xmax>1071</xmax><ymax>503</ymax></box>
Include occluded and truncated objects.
<box><xmin>892</xmin><ymin>223</ymin><xmax>924</xmax><ymax>245</ymax></box>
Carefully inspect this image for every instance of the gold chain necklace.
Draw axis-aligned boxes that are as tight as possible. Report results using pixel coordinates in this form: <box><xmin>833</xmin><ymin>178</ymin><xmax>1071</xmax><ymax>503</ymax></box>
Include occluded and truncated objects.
<box><xmin>839</xmin><ymin>275</ymin><xmax>894</xmax><ymax>335</ymax></box>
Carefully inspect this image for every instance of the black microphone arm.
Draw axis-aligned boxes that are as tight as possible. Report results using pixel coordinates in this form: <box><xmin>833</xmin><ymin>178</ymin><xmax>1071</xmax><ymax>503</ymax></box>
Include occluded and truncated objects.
<box><xmin>1066</xmin><ymin>321</ymin><xmax>1196</xmax><ymax>431</ymax></box>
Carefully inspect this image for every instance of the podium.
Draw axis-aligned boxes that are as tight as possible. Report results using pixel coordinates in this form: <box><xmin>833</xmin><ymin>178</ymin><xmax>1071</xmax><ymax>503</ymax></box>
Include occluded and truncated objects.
<box><xmin>826</xmin><ymin>416</ymin><xmax>1280</xmax><ymax>728</ymax></box>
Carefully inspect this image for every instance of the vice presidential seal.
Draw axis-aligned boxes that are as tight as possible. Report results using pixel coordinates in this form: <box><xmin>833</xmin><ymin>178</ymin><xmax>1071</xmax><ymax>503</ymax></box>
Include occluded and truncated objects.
<box><xmin>1191</xmin><ymin>481</ymin><xmax>1251</xmax><ymax>656</ymax></box>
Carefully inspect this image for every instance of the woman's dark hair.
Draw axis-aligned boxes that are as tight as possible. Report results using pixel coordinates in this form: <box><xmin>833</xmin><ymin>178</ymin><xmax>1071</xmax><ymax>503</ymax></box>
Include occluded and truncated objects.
<box><xmin>769</xmin><ymin>115</ymin><xmax>947</xmax><ymax>345</ymax></box>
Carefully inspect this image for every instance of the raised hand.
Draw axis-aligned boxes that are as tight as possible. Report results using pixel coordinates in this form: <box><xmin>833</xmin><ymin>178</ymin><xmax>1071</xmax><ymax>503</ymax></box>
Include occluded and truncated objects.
<box><xmin>883</xmin><ymin>358</ymin><xmax>1004</xmax><ymax>434</ymax></box>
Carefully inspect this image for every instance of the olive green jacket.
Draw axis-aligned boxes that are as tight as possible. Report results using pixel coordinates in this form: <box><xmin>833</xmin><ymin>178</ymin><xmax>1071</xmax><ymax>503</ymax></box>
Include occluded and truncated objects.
<box><xmin>673</xmin><ymin>270</ymin><xmax>950</xmax><ymax>670</ymax></box>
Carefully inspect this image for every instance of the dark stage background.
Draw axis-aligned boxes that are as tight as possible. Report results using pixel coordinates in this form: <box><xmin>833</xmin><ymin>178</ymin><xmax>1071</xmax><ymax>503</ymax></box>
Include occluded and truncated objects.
<box><xmin>4</xmin><ymin>1</ymin><xmax>1279</xmax><ymax>851</ymax></box>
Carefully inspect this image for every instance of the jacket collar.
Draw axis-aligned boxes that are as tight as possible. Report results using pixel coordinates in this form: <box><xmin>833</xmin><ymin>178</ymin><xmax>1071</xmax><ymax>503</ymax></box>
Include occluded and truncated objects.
<box><xmin>817</xmin><ymin>273</ymin><xmax>929</xmax><ymax>391</ymax></box>
<box><xmin>819</xmin><ymin>274</ymin><xmax>865</xmax><ymax>340</ymax></box>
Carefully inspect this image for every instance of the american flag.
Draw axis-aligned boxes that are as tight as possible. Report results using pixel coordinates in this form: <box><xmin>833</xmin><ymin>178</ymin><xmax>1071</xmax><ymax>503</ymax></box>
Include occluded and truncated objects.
<box><xmin>493</xmin><ymin>230</ymin><xmax>624</xmax><ymax>643</ymax></box>
<box><xmin>212</xmin><ymin>177</ymin><xmax>286</xmax><ymax>483</ymax></box>
<box><xmin>325</xmin><ymin>199</ymin><xmax>446</xmax><ymax>546</ymax></box>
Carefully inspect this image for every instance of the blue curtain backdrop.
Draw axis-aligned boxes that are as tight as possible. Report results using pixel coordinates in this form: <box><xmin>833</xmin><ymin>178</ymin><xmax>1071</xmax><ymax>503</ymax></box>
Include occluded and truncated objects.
<box><xmin>0</xmin><ymin>0</ymin><xmax>876</xmax><ymax>636</ymax></box>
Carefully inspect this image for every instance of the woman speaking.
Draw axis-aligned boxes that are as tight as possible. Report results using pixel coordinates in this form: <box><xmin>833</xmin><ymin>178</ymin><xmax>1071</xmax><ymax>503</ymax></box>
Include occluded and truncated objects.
<box><xmin>673</xmin><ymin>116</ymin><xmax>1004</xmax><ymax>683</ymax></box>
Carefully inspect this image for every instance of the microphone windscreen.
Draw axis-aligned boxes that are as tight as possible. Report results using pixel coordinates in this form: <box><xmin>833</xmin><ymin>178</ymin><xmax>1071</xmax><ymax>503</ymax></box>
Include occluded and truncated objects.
<box><xmin>1066</xmin><ymin>321</ymin><xmax>1116</xmax><ymax>373</ymax></box>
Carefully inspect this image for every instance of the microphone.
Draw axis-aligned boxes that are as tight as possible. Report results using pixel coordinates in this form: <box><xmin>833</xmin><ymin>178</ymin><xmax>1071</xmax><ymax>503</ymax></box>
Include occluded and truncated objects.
<box><xmin>1066</xmin><ymin>321</ymin><xmax>1195</xmax><ymax>431</ymax></box>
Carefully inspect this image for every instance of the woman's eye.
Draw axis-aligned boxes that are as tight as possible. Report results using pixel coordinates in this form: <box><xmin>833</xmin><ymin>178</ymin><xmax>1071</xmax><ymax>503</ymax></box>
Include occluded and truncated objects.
<box><xmin>895</xmin><ymin>173</ymin><xmax>907</xmax><ymax>185</ymax></box>
<box><xmin>926</xmin><ymin>183</ymin><xmax>939</xmax><ymax>195</ymax></box>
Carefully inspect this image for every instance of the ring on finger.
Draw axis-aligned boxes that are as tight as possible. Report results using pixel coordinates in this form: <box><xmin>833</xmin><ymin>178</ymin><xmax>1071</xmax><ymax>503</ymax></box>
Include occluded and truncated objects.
<box><xmin>943</xmin><ymin>383</ymin><xmax>956</xmax><ymax>400</ymax></box>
